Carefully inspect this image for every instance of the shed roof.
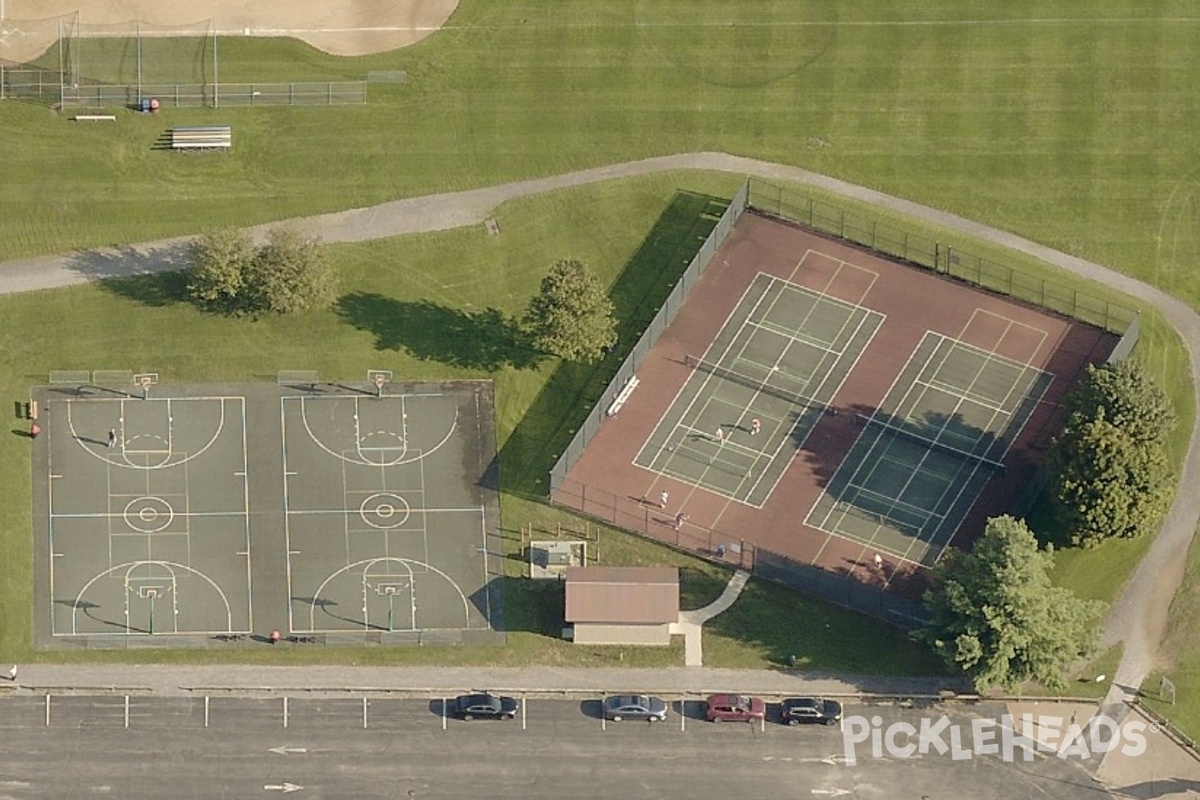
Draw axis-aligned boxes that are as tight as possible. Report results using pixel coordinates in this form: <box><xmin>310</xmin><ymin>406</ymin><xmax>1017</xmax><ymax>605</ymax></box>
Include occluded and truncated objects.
<box><xmin>564</xmin><ymin>566</ymin><xmax>679</xmax><ymax>625</ymax></box>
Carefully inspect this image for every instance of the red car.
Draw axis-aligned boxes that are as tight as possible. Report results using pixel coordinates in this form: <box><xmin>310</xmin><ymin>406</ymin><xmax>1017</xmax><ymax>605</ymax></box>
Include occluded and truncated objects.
<box><xmin>704</xmin><ymin>694</ymin><xmax>766</xmax><ymax>723</ymax></box>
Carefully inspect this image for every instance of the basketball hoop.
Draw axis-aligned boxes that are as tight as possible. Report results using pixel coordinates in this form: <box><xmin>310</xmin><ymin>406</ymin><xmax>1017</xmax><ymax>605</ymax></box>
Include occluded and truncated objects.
<box><xmin>367</xmin><ymin>369</ymin><xmax>393</xmax><ymax>398</ymax></box>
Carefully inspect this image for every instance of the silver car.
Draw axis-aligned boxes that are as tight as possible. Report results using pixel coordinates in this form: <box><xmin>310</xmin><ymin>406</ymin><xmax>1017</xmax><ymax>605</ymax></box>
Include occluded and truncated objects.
<box><xmin>603</xmin><ymin>694</ymin><xmax>668</xmax><ymax>722</ymax></box>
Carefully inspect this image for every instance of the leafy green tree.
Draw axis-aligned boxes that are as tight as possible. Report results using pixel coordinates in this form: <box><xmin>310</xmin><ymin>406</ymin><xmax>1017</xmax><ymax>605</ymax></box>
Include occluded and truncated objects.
<box><xmin>1053</xmin><ymin>408</ymin><xmax>1172</xmax><ymax>547</ymax></box>
<box><xmin>523</xmin><ymin>258</ymin><xmax>618</xmax><ymax>362</ymax></box>
<box><xmin>187</xmin><ymin>227</ymin><xmax>255</xmax><ymax>311</ymax></box>
<box><xmin>245</xmin><ymin>227</ymin><xmax>337</xmax><ymax>315</ymax></box>
<box><xmin>919</xmin><ymin>516</ymin><xmax>1104</xmax><ymax>692</ymax></box>
<box><xmin>1068</xmin><ymin>360</ymin><xmax>1176</xmax><ymax>448</ymax></box>
<box><xmin>187</xmin><ymin>226</ymin><xmax>336</xmax><ymax>316</ymax></box>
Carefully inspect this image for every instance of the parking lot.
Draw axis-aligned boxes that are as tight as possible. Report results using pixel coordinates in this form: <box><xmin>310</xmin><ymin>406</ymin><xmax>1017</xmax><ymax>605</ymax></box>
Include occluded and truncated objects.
<box><xmin>0</xmin><ymin>696</ymin><xmax>1113</xmax><ymax>799</ymax></box>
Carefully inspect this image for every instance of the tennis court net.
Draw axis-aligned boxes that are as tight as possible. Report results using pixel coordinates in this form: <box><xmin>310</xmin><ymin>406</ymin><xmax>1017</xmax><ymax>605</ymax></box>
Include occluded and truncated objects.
<box><xmin>855</xmin><ymin>413</ymin><xmax>1006</xmax><ymax>475</ymax></box>
<box><xmin>685</xmin><ymin>354</ymin><xmax>813</xmax><ymax>407</ymax></box>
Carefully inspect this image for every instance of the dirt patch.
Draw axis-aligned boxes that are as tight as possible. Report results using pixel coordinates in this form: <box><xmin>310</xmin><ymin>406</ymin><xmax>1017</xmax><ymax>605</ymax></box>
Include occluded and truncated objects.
<box><xmin>1</xmin><ymin>0</ymin><xmax>458</xmax><ymax>62</ymax></box>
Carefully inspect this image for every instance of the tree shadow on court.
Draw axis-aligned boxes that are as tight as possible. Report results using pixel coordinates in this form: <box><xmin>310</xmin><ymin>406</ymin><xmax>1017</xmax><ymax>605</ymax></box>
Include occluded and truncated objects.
<box><xmin>498</xmin><ymin>189</ymin><xmax>730</xmax><ymax>498</ymax></box>
<box><xmin>334</xmin><ymin>293</ymin><xmax>544</xmax><ymax>371</ymax></box>
<box><xmin>72</xmin><ymin>242</ymin><xmax>195</xmax><ymax>306</ymax></box>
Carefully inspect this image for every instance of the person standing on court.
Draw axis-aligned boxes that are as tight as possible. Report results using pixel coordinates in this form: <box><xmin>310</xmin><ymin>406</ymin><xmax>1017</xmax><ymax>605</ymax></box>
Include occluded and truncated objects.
<box><xmin>658</xmin><ymin>490</ymin><xmax>669</xmax><ymax>509</ymax></box>
<box><xmin>107</xmin><ymin>428</ymin><xmax>116</xmax><ymax>449</ymax></box>
<box><xmin>750</xmin><ymin>418</ymin><xmax>761</xmax><ymax>436</ymax></box>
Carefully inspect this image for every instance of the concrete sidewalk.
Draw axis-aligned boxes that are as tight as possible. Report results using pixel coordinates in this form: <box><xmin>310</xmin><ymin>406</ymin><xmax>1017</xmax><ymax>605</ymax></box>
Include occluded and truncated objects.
<box><xmin>1</xmin><ymin>663</ymin><xmax>962</xmax><ymax>699</ymax></box>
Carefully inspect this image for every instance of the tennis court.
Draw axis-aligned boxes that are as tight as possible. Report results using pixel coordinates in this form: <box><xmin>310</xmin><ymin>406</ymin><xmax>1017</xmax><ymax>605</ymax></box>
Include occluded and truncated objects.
<box><xmin>634</xmin><ymin>271</ymin><xmax>884</xmax><ymax>507</ymax></box>
<box><xmin>806</xmin><ymin>314</ymin><xmax>1054</xmax><ymax>567</ymax></box>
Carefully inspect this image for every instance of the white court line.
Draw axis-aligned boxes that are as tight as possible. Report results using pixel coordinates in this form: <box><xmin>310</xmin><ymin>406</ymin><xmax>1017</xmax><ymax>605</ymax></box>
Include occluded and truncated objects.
<box><xmin>62</xmin><ymin>396</ymin><xmax>228</xmax><ymax>471</ymax></box>
<box><xmin>960</xmin><ymin>307</ymin><xmax>1050</xmax><ymax>362</ymax></box>
<box><xmin>747</xmin><ymin>304</ymin><xmax>884</xmax><ymax>506</ymax></box>
<box><xmin>747</xmin><ymin>318</ymin><xmax>841</xmax><ymax>356</ymax></box>
<box><xmin>633</xmin><ymin>275</ymin><xmax>777</xmax><ymax>470</ymax></box>
<box><xmin>806</xmin><ymin>333</ymin><xmax>942</xmax><ymax>533</ymax></box>
<box><xmin>52</xmin><ymin>510</ymin><xmax>246</xmax><ymax>519</ymax></box>
<box><xmin>69</xmin><ymin>560</ymin><xmax>233</xmax><ymax>636</ymax></box>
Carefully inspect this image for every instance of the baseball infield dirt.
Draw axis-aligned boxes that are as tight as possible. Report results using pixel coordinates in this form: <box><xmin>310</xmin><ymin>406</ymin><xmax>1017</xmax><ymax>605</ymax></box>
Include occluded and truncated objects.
<box><xmin>0</xmin><ymin>0</ymin><xmax>458</xmax><ymax>61</ymax></box>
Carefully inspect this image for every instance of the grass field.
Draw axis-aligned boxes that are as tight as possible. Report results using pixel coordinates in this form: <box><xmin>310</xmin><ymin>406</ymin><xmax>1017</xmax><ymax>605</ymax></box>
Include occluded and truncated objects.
<box><xmin>3</xmin><ymin>1</ymin><xmax>1200</xmax><ymax>693</ymax></box>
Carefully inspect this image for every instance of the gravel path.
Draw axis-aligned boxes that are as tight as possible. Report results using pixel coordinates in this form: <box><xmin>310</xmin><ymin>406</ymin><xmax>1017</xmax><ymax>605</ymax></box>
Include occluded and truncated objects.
<box><xmin>0</xmin><ymin>152</ymin><xmax>1195</xmax><ymax>703</ymax></box>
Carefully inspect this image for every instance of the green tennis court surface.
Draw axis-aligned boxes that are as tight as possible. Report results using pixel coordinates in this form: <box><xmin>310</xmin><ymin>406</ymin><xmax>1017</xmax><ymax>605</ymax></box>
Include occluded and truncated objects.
<box><xmin>634</xmin><ymin>272</ymin><xmax>884</xmax><ymax>507</ymax></box>
<box><xmin>805</xmin><ymin>331</ymin><xmax>1053</xmax><ymax>567</ymax></box>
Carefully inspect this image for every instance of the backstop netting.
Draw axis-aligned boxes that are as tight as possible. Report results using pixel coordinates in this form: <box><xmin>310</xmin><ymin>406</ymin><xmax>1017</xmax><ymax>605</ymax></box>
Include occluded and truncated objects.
<box><xmin>60</xmin><ymin>16</ymin><xmax>216</xmax><ymax>108</ymax></box>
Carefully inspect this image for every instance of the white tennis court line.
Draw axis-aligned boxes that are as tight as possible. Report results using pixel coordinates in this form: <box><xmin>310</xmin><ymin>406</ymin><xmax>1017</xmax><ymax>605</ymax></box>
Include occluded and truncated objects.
<box><xmin>633</xmin><ymin>277</ymin><xmax>775</xmax><ymax>470</ymax></box>
<box><xmin>959</xmin><ymin>308</ymin><xmax>1050</xmax><ymax>364</ymax></box>
<box><xmin>805</xmin><ymin>329</ymin><xmax>1053</xmax><ymax>564</ymax></box>
<box><xmin>790</xmin><ymin>249</ymin><xmax>882</xmax><ymax>307</ymax></box>
<box><xmin>745</xmin><ymin>304</ymin><xmax>885</xmax><ymax>506</ymax></box>
<box><xmin>636</xmin><ymin>272</ymin><xmax>885</xmax><ymax>507</ymax></box>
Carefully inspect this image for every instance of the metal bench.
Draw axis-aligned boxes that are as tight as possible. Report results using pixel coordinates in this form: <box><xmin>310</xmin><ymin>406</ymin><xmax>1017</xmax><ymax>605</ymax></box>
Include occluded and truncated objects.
<box><xmin>170</xmin><ymin>126</ymin><xmax>232</xmax><ymax>151</ymax></box>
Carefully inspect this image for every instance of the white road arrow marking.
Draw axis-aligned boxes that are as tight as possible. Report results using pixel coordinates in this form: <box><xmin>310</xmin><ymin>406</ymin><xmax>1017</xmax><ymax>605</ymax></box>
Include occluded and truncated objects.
<box><xmin>811</xmin><ymin>789</ymin><xmax>851</xmax><ymax>797</ymax></box>
<box><xmin>268</xmin><ymin>746</ymin><xmax>309</xmax><ymax>755</ymax></box>
<box><xmin>264</xmin><ymin>782</ymin><xmax>303</xmax><ymax>793</ymax></box>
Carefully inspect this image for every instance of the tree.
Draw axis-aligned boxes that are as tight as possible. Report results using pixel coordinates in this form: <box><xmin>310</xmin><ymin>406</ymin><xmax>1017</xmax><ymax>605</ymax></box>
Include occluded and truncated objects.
<box><xmin>1068</xmin><ymin>360</ymin><xmax>1176</xmax><ymax>448</ymax></box>
<box><xmin>522</xmin><ymin>258</ymin><xmax>617</xmax><ymax>363</ymax></box>
<box><xmin>1049</xmin><ymin>359</ymin><xmax>1176</xmax><ymax>546</ymax></box>
<box><xmin>919</xmin><ymin>516</ymin><xmax>1104</xmax><ymax>692</ymax></box>
<box><xmin>245</xmin><ymin>227</ymin><xmax>337</xmax><ymax>315</ymax></box>
<box><xmin>187</xmin><ymin>227</ymin><xmax>256</xmax><ymax>312</ymax></box>
<box><xmin>1052</xmin><ymin>408</ymin><xmax>1172</xmax><ymax>547</ymax></box>
<box><xmin>187</xmin><ymin>226</ymin><xmax>336</xmax><ymax>316</ymax></box>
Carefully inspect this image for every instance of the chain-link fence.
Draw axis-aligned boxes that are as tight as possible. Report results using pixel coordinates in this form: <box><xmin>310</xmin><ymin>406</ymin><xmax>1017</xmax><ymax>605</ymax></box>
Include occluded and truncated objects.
<box><xmin>747</xmin><ymin>179</ymin><xmax>1138</xmax><ymax>334</ymax></box>
<box><xmin>58</xmin><ymin>80</ymin><xmax>367</xmax><ymax>108</ymax></box>
<box><xmin>547</xmin><ymin>180</ymin><xmax>749</xmax><ymax>493</ymax></box>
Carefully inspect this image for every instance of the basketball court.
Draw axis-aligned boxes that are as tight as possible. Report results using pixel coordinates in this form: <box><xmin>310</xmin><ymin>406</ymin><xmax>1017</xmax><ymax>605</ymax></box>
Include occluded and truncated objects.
<box><xmin>31</xmin><ymin>375</ymin><xmax>503</xmax><ymax>648</ymax></box>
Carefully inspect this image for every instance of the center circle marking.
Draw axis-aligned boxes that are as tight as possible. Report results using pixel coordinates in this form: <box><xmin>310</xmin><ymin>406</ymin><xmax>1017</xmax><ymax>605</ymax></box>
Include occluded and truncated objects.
<box><xmin>123</xmin><ymin>496</ymin><xmax>174</xmax><ymax>533</ymax></box>
<box><xmin>360</xmin><ymin>493</ymin><xmax>410</xmax><ymax>530</ymax></box>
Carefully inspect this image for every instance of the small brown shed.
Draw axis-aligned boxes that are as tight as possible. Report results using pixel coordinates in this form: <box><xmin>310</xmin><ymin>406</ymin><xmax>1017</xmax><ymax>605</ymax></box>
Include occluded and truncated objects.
<box><xmin>564</xmin><ymin>566</ymin><xmax>679</xmax><ymax>646</ymax></box>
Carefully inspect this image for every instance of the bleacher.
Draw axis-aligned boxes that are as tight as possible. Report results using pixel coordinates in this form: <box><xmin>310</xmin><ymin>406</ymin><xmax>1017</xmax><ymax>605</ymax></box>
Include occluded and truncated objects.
<box><xmin>170</xmin><ymin>126</ymin><xmax>232</xmax><ymax>151</ymax></box>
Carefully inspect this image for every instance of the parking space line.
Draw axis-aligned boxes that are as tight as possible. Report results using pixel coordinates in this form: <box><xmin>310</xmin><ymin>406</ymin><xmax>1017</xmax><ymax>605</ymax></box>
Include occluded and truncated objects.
<box><xmin>204</xmin><ymin>696</ymin><xmax>210</xmax><ymax>728</ymax></box>
<box><xmin>124</xmin><ymin>695</ymin><xmax>129</xmax><ymax>729</ymax></box>
<box><xmin>362</xmin><ymin>697</ymin><xmax>368</xmax><ymax>729</ymax></box>
<box><xmin>44</xmin><ymin>695</ymin><xmax>50</xmax><ymax>727</ymax></box>
<box><xmin>521</xmin><ymin>695</ymin><xmax>526</xmax><ymax>731</ymax></box>
<box><xmin>442</xmin><ymin>698</ymin><xmax>447</xmax><ymax>731</ymax></box>
<box><xmin>283</xmin><ymin>696</ymin><xmax>289</xmax><ymax>728</ymax></box>
<box><xmin>680</xmin><ymin>702</ymin><xmax>685</xmax><ymax>732</ymax></box>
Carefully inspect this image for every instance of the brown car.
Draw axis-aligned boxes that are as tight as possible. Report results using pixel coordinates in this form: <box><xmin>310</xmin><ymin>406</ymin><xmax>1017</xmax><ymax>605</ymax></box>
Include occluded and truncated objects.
<box><xmin>704</xmin><ymin>694</ymin><xmax>766</xmax><ymax>723</ymax></box>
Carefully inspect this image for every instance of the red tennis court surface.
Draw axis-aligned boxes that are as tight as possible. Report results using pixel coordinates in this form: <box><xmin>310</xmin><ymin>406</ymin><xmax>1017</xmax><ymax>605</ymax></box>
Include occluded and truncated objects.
<box><xmin>554</xmin><ymin>212</ymin><xmax>1117</xmax><ymax>598</ymax></box>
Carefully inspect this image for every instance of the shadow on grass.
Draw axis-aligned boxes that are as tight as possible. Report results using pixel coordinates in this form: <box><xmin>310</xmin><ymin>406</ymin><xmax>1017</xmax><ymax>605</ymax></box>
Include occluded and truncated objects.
<box><xmin>499</xmin><ymin>189</ymin><xmax>730</xmax><ymax>498</ymax></box>
<box><xmin>335</xmin><ymin>294</ymin><xmax>543</xmax><ymax>371</ymax></box>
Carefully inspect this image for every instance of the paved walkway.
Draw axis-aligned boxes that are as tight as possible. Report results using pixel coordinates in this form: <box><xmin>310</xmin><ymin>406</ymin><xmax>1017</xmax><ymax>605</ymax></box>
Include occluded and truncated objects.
<box><xmin>0</xmin><ymin>662</ymin><xmax>955</xmax><ymax>699</ymax></box>
<box><xmin>671</xmin><ymin>569</ymin><xmax>750</xmax><ymax>666</ymax></box>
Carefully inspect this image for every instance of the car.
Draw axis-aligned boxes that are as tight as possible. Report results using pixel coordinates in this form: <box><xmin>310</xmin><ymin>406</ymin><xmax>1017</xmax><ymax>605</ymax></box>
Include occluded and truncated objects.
<box><xmin>780</xmin><ymin>697</ymin><xmax>843</xmax><ymax>726</ymax></box>
<box><xmin>704</xmin><ymin>694</ymin><xmax>766</xmax><ymax>723</ymax></box>
<box><xmin>452</xmin><ymin>693</ymin><xmax>519</xmax><ymax>721</ymax></box>
<box><xmin>603</xmin><ymin>694</ymin><xmax>668</xmax><ymax>722</ymax></box>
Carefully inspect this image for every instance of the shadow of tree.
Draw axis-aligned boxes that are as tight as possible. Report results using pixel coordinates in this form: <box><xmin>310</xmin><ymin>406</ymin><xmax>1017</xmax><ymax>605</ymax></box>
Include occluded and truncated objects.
<box><xmin>335</xmin><ymin>293</ymin><xmax>544</xmax><ymax>371</ymax></box>
<box><xmin>498</xmin><ymin>189</ymin><xmax>731</xmax><ymax>498</ymax></box>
